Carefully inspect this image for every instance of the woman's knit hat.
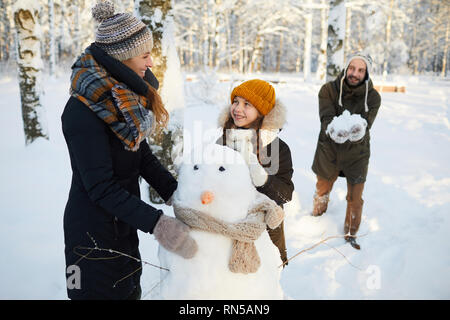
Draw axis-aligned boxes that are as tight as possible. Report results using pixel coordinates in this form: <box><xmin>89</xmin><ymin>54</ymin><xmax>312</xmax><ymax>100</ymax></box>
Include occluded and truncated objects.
<box><xmin>230</xmin><ymin>79</ymin><xmax>276</xmax><ymax>116</ymax></box>
<box><xmin>92</xmin><ymin>1</ymin><xmax>153</xmax><ymax>61</ymax></box>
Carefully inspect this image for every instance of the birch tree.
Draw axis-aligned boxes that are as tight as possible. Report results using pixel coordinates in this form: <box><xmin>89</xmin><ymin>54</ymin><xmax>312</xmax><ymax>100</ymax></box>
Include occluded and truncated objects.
<box><xmin>326</xmin><ymin>0</ymin><xmax>346</xmax><ymax>81</ymax></box>
<box><xmin>0</xmin><ymin>0</ymin><xmax>12</xmax><ymax>61</ymax></box>
<box><xmin>139</xmin><ymin>0</ymin><xmax>184</xmax><ymax>203</ymax></box>
<box><xmin>13</xmin><ymin>0</ymin><xmax>49</xmax><ymax>145</ymax></box>
<box><xmin>303</xmin><ymin>0</ymin><xmax>313</xmax><ymax>80</ymax></box>
<box><xmin>442</xmin><ymin>19</ymin><xmax>449</xmax><ymax>77</ymax></box>
<box><xmin>316</xmin><ymin>0</ymin><xmax>329</xmax><ymax>82</ymax></box>
<box><xmin>48</xmin><ymin>0</ymin><xmax>56</xmax><ymax>76</ymax></box>
<box><xmin>381</xmin><ymin>0</ymin><xmax>395</xmax><ymax>80</ymax></box>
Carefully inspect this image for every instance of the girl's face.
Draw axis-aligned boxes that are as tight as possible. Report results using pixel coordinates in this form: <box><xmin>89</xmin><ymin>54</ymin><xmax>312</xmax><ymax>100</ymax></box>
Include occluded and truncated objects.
<box><xmin>230</xmin><ymin>96</ymin><xmax>261</xmax><ymax>128</ymax></box>
<box><xmin>122</xmin><ymin>52</ymin><xmax>153</xmax><ymax>78</ymax></box>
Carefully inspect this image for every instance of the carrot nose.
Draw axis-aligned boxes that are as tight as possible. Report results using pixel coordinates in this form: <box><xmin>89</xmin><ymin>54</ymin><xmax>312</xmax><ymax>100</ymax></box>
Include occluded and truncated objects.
<box><xmin>201</xmin><ymin>191</ymin><xmax>214</xmax><ymax>205</ymax></box>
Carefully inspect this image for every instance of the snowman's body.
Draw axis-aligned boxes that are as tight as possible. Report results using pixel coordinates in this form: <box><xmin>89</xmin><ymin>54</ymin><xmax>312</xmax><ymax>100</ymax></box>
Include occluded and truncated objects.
<box><xmin>158</xmin><ymin>145</ymin><xmax>284</xmax><ymax>299</ymax></box>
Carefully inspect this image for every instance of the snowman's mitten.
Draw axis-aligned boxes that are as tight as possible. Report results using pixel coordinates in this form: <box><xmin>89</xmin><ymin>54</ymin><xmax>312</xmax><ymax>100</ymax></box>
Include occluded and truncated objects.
<box><xmin>242</xmin><ymin>151</ymin><xmax>268</xmax><ymax>187</ymax></box>
<box><xmin>165</xmin><ymin>195</ymin><xmax>174</xmax><ymax>207</ymax></box>
<box><xmin>250</xmin><ymin>196</ymin><xmax>284</xmax><ymax>229</ymax></box>
<box><xmin>348</xmin><ymin>123</ymin><xmax>366</xmax><ymax>142</ymax></box>
<box><xmin>153</xmin><ymin>215</ymin><xmax>198</xmax><ymax>259</ymax></box>
<box><xmin>265</xmin><ymin>204</ymin><xmax>284</xmax><ymax>229</ymax></box>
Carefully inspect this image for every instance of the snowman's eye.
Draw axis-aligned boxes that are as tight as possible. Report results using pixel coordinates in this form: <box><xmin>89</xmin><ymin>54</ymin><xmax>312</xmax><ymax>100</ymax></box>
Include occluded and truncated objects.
<box><xmin>193</xmin><ymin>165</ymin><xmax>199</xmax><ymax>170</ymax></box>
<box><xmin>219</xmin><ymin>166</ymin><xmax>225</xmax><ymax>172</ymax></box>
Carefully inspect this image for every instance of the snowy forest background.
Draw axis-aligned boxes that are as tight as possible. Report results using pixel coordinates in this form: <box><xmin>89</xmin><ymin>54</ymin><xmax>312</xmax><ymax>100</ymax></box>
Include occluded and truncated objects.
<box><xmin>1</xmin><ymin>0</ymin><xmax>449</xmax><ymax>78</ymax></box>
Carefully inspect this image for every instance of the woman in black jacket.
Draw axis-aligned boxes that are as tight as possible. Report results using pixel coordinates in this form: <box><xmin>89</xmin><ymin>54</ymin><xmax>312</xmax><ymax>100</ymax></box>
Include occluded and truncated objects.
<box><xmin>217</xmin><ymin>79</ymin><xmax>294</xmax><ymax>266</ymax></box>
<box><xmin>61</xmin><ymin>2</ymin><xmax>196</xmax><ymax>300</ymax></box>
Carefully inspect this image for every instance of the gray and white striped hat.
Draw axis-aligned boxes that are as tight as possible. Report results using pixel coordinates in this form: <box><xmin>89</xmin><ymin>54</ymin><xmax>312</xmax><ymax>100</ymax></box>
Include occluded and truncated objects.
<box><xmin>92</xmin><ymin>1</ymin><xmax>153</xmax><ymax>61</ymax></box>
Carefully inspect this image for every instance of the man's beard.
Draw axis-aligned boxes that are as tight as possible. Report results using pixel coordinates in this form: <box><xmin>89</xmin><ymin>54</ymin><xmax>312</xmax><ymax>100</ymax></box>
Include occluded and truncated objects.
<box><xmin>345</xmin><ymin>75</ymin><xmax>364</xmax><ymax>88</ymax></box>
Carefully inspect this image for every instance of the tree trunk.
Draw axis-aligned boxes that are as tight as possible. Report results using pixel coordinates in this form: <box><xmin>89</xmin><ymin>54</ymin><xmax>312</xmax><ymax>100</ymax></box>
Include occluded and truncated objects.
<box><xmin>276</xmin><ymin>33</ymin><xmax>284</xmax><ymax>73</ymax></box>
<box><xmin>73</xmin><ymin>0</ymin><xmax>81</xmax><ymax>58</ymax></box>
<box><xmin>344</xmin><ymin>5</ymin><xmax>352</xmax><ymax>59</ymax></box>
<box><xmin>139</xmin><ymin>0</ymin><xmax>184</xmax><ymax>204</ymax></box>
<box><xmin>189</xmin><ymin>31</ymin><xmax>194</xmax><ymax>70</ymax></box>
<box><xmin>382</xmin><ymin>0</ymin><xmax>395</xmax><ymax>81</ymax></box>
<box><xmin>249</xmin><ymin>34</ymin><xmax>263</xmax><ymax>73</ymax></box>
<box><xmin>326</xmin><ymin>0</ymin><xmax>346</xmax><ymax>81</ymax></box>
<box><xmin>201</xmin><ymin>0</ymin><xmax>209</xmax><ymax>69</ymax></box>
<box><xmin>295</xmin><ymin>37</ymin><xmax>302</xmax><ymax>73</ymax></box>
<box><xmin>224</xmin><ymin>12</ymin><xmax>232</xmax><ymax>72</ymax></box>
<box><xmin>441</xmin><ymin>20</ymin><xmax>449</xmax><ymax>77</ymax></box>
<box><xmin>259</xmin><ymin>38</ymin><xmax>267</xmax><ymax>72</ymax></box>
<box><xmin>303</xmin><ymin>1</ymin><xmax>312</xmax><ymax>80</ymax></box>
<box><xmin>316</xmin><ymin>0</ymin><xmax>328</xmax><ymax>82</ymax></box>
<box><xmin>48</xmin><ymin>0</ymin><xmax>55</xmax><ymax>76</ymax></box>
<box><xmin>239</xmin><ymin>28</ymin><xmax>244</xmax><ymax>73</ymax></box>
<box><xmin>13</xmin><ymin>3</ymin><xmax>49</xmax><ymax>145</ymax></box>
<box><xmin>58</xmin><ymin>0</ymin><xmax>66</xmax><ymax>61</ymax></box>
<box><xmin>209</xmin><ymin>3</ymin><xmax>218</xmax><ymax>69</ymax></box>
<box><xmin>139</xmin><ymin>0</ymin><xmax>171</xmax><ymax>84</ymax></box>
<box><xmin>0</xmin><ymin>0</ymin><xmax>12</xmax><ymax>61</ymax></box>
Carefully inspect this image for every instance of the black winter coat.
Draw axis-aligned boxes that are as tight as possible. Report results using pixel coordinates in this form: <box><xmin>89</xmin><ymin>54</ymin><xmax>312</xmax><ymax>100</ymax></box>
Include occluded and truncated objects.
<box><xmin>61</xmin><ymin>45</ymin><xmax>177</xmax><ymax>300</ymax></box>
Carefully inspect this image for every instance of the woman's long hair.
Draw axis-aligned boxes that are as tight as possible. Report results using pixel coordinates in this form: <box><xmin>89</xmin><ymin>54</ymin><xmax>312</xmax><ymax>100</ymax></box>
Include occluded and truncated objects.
<box><xmin>147</xmin><ymin>85</ymin><xmax>169</xmax><ymax>129</ymax></box>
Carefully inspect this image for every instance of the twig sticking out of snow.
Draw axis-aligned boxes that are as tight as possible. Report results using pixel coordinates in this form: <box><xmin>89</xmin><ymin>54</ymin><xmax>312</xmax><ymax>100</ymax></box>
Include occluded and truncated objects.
<box><xmin>142</xmin><ymin>271</ymin><xmax>172</xmax><ymax>300</ymax></box>
<box><xmin>73</xmin><ymin>232</ymin><xmax>169</xmax><ymax>288</ymax></box>
<box><xmin>322</xmin><ymin>242</ymin><xmax>363</xmax><ymax>271</ymax></box>
<box><xmin>280</xmin><ymin>233</ymin><xmax>368</xmax><ymax>270</ymax></box>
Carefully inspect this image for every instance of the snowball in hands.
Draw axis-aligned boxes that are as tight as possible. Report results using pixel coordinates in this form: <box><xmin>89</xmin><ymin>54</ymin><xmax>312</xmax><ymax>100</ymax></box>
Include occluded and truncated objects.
<box><xmin>326</xmin><ymin>110</ymin><xmax>367</xmax><ymax>143</ymax></box>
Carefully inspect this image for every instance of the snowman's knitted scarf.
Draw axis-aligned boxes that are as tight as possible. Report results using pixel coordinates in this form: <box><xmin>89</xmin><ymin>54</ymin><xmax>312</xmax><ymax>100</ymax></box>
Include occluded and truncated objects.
<box><xmin>173</xmin><ymin>198</ymin><xmax>284</xmax><ymax>274</ymax></box>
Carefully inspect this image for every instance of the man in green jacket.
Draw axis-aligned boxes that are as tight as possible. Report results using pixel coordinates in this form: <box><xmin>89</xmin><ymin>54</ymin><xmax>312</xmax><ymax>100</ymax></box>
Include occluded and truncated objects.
<box><xmin>311</xmin><ymin>53</ymin><xmax>381</xmax><ymax>249</ymax></box>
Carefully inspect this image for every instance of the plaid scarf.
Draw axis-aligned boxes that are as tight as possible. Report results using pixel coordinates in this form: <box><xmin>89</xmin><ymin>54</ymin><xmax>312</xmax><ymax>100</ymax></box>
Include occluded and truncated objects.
<box><xmin>70</xmin><ymin>47</ymin><xmax>153</xmax><ymax>151</ymax></box>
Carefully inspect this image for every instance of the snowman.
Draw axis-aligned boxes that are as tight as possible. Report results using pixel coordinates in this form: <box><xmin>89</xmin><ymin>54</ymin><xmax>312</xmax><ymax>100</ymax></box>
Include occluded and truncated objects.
<box><xmin>158</xmin><ymin>144</ymin><xmax>285</xmax><ymax>299</ymax></box>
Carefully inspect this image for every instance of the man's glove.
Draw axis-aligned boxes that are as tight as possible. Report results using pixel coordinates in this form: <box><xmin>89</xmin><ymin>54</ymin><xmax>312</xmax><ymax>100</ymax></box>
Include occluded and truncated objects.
<box><xmin>348</xmin><ymin>123</ymin><xmax>366</xmax><ymax>142</ymax></box>
<box><xmin>153</xmin><ymin>214</ymin><xmax>198</xmax><ymax>259</ymax></box>
<box><xmin>327</xmin><ymin>125</ymin><xmax>350</xmax><ymax>144</ymax></box>
<box><xmin>326</xmin><ymin>111</ymin><xmax>367</xmax><ymax>144</ymax></box>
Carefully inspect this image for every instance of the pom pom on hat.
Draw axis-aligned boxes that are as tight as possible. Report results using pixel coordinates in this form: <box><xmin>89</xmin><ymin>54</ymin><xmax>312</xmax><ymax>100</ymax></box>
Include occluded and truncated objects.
<box><xmin>92</xmin><ymin>0</ymin><xmax>115</xmax><ymax>23</ymax></box>
<box><xmin>230</xmin><ymin>79</ymin><xmax>276</xmax><ymax>116</ymax></box>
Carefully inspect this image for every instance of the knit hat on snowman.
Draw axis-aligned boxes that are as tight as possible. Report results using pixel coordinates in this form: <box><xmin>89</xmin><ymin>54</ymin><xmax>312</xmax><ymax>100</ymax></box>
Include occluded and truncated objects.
<box><xmin>338</xmin><ymin>52</ymin><xmax>373</xmax><ymax>112</ymax></box>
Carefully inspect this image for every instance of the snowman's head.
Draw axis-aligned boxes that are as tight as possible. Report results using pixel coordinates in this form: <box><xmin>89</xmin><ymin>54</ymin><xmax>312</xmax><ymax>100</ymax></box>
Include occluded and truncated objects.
<box><xmin>174</xmin><ymin>144</ymin><xmax>256</xmax><ymax>222</ymax></box>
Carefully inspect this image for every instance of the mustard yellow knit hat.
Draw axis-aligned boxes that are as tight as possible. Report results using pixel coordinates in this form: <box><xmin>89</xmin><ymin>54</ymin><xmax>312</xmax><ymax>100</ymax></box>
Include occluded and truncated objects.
<box><xmin>230</xmin><ymin>79</ymin><xmax>276</xmax><ymax>116</ymax></box>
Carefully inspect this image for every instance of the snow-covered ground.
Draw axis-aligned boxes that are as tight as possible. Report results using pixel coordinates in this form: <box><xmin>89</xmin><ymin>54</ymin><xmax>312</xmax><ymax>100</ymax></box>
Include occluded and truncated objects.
<box><xmin>0</xmin><ymin>72</ymin><xmax>449</xmax><ymax>299</ymax></box>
